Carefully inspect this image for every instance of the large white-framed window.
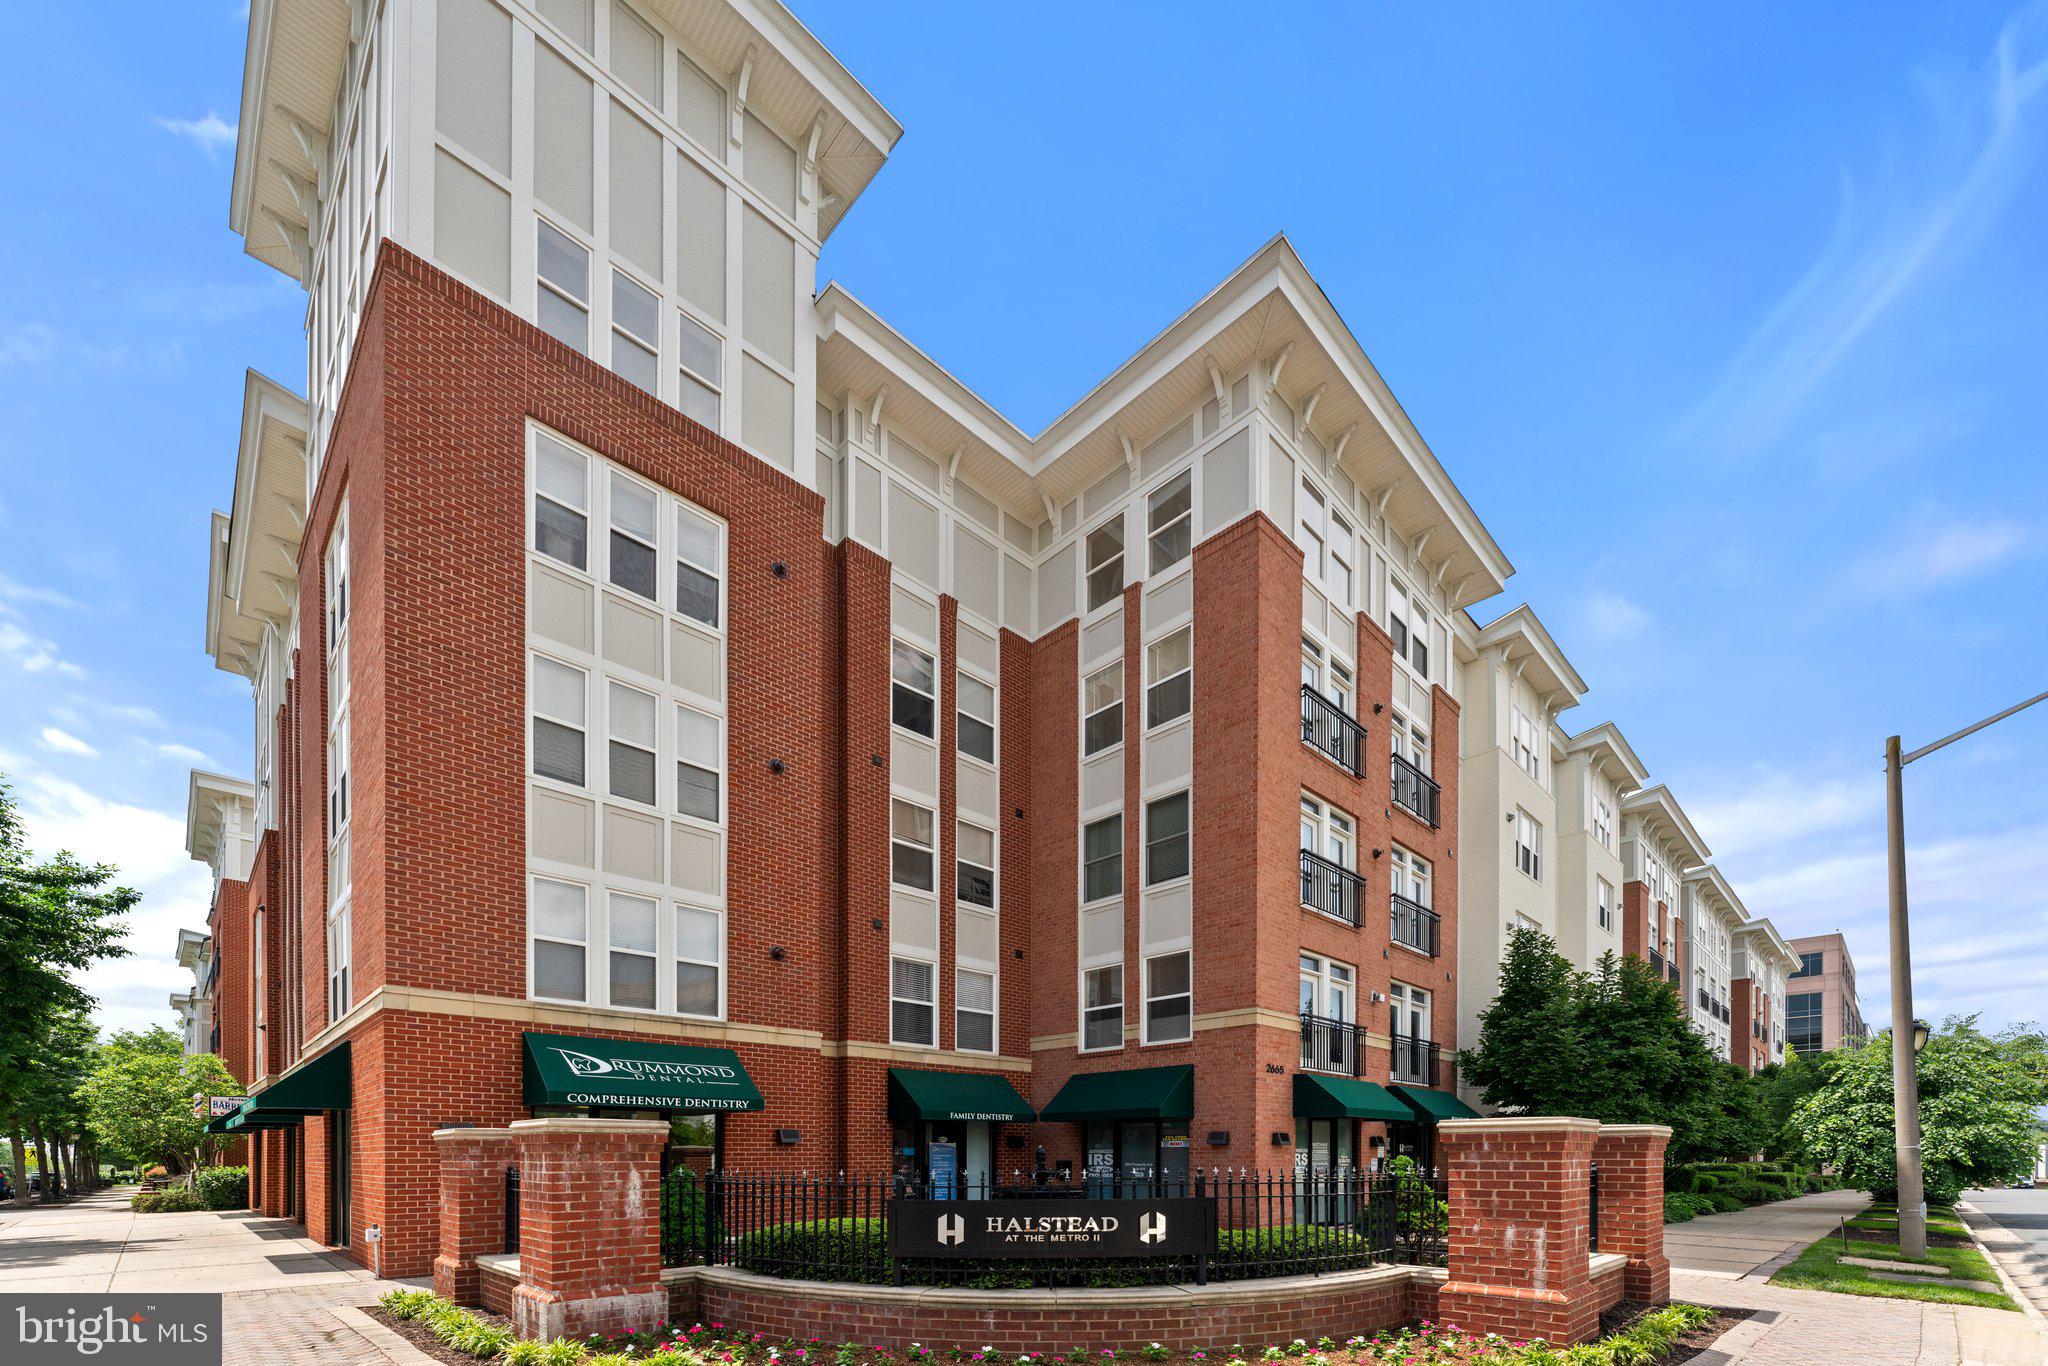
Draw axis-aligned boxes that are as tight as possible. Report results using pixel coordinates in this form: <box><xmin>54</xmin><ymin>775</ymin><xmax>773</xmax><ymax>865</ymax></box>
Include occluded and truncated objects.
<box><xmin>1143</xmin><ymin>950</ymin><xmax>1193</xmax><ymax>1045</ymax></box>
<box><xmin>1514</xmin><ymin>808</ymin><xmax>1543</xmax><ymax>882</ymax></box>
<box><xmin>1299</xmin><ymin>795</ymin><xmax>1355</xmax><ymax>868</ymax></box>
<box><xmin>532</xmin><ymin>655</ymin><xmax>590</xmax><ymax>787</ymax></box>
<box><xmin>1147</xmin><ymin>470</ymin><xmax>1192</xmax><ymax>574</ymax></box>
<box><xmin>1302</xmin><ymin>636</ymin><xmax>1353</xmax><ymax>711</ymax></box>
<box><xmin>891</xmin><ymin>641</ymin><xmax>937</xmax><ymax>738</ymax></box>
<box><xmin>1391</xmin><ymin>708</ymin><xmax>1429</xmax><ymax>772</ymax></box>
<box><xmin>1084</xmin><ymin>517</ymin><xmax>1124</xmax><ymax>612</ymax></box>
<box><xmin>1597</xmin><ymin>877</ymin><xmax>1614</xmax><ymax>931</ymax></box>
<box><xmin>675</xmin><ymin>309</ymin><xmax>722</xmax><ymax>427</ymax></box>
<box><xmin>1388</xmin><ymin>578</ymin><xmax>1430</xmax><ymax>681</ymax></box>
<box><xmin>1390</xmin><ymin>845</ymin><xmax>1431</xmax><ymax>906</ymax></box>
<box><xmin>957</xmin><ymin>821</ymin><xmax>996</xmax><ymax>909</ymax></box>
<box><xmin>530</xmin><ymin>876</ymin><xmax>590</xmax><ymax>1003</ymax></box>
<box><xmin>890</xmin><ymin>799</ymin><xmax>936</xmax><ymax>892</ymax></box>
<box><xmin>956</xmin><ymin>967</ymin><xmax>996</xmax><ymax>1054</ymax></box>
<box><xmin>1081</xmin><ymin>963</ymin><xmax>1123</xmax><ymax>1052</ymax></box>
<box><xmin>1593</xmin><ymin>794</ymin><xmax>1614</xmax><ymax>852</ymax></box>
<box><xmin>1145</xmin><ymin>626</ymin><xmax>1192</xmax><ymax>730</ymax></box>
<box><xmin>1144</xmin><ymin>792</ymin><xmax>1191</xmax><ymax>886</ymax></box>
<box><xmin>536</xmin><ymin>217</ymin><xmax>592</xmax><ymax>352</ymax></box>
<box><xmin>609</xmin><ymin>265</ymin><xmax>660</xmax><ymax>392</ymax></box>
<box><xmin>1327</xmin><ymin>506</ymin><xmax>1355</xmax><ymax>609</ymax></box>
<box><xmin>606</xmin><ymin>680</ymin><xmax>659</xmax><ymax>806</ymax></box>
<box><xmin>1082</xmin><ymin>662</ymin><xmax>1123</xmax><ymax>755</ymax></box>
<box><xmin>1389</xmin><ymin>980</ymin><xmax>1432</xmax><ymax>1043</ymax></box>
<box><xmin>890</xmin><ymin>956</ymin><xmax>937</xmax><ymax>1047</ymax></box>
<box><xmin>524</xmin><ymin>424</ymin><xmax>729</xmax><ymax>1021</ymax></box>
<box><xmin>1511</xmin><ymin>702</ymin><xmax>1542</xmax><ymax>782</ymax></box>
<box><xmin>957</xmin><ymin>671</ymin><xmax>996</xmax><ymax>765</ymax></box>
<box><xmin>1082</xmin><ymin>814</ymin><xmax>1123</xmax><ymax>904</ymax></box>
<box><xmin>325</xmin><ymin>501</ymin><xmax>352</xmax><ymax>1021</ymax></box>
<box><xmin>1299</xmin><ymin>952</ymin><xmax>1355</xmax><ymax>1022</ymax></box>
<box><xmin>1296</xmin><ymin>476</ymin><xmax>1327</xmax><ymax>581</ymax></box>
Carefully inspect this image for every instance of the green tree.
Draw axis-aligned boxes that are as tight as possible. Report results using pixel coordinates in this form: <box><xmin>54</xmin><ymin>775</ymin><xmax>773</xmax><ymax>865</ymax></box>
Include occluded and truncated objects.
<box><xmin>1458</xmin><ymin>931</ymin><xmax>1764</xmax><ymax>1163</ymax></box>
<box><xmin>1752</xmin><ymin>1052</ymin><xmax>1827</xmax><ymax>1163</ymax></box>
<box><xmin>80</xmin><ymin>1027</ymin><xmax>242</xmax><ymax>1176</ymax></box>
<box><xmin>0</xmin><ymin>777</ymin><xmax>136</xmax><ymax>1203</ymax></box>
<box><xmin>1790</xmin><ymin>1016</ymin><xmax>2048</xmax><ymax>1204</ymax></box>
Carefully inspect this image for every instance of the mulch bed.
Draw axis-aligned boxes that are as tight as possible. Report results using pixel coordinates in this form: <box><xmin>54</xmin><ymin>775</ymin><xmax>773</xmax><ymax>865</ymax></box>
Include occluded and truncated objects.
<box><xmin>366</xmin><ymin>1304</ymin><xmax>514</xmax><ymax>1366</ymax></box>
<box><xmin>1599</xmin><ymin>1301</ymin><xmax>1756</xmax><ymax>1365</ymax></box>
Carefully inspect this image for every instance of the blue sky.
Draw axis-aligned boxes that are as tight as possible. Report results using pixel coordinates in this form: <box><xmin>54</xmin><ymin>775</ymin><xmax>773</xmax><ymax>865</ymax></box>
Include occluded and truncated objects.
<box><xmin>1</xmin><ymin>1</ymin><xmax>2043</xmax><ymax>1043</ymax></box>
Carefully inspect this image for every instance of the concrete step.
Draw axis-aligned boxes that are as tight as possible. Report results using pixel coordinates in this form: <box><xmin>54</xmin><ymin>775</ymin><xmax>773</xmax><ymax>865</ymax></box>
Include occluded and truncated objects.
<box><xmin>1842</xmin><ymin>1254</ymin><xmax>1951</xmax><ymax>1275</ymax></box>
<box><xmin>1866</xmin><ymin>1269</ymin><xmax>2004</xmax><ymax>1294</ymax></box>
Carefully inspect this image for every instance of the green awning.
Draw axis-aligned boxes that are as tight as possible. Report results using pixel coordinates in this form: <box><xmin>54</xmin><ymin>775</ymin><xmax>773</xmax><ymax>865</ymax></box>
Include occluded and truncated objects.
<box><xmin>226</xmin><ymin>1043</ymin><xmax>353</xmax><ymax>1128</ymax></box>
<box><xmin>204</xmin><ymin>1115</ymin><xmax>233</xmax><ymax>1135</ymax></box>
<box><xmin>521</xmin><ymin>1031</ymin><xmax>763</xmax><ymax>1112</ymax></box>
<box><xmin>887</xmin><ymin>1068</ymin><xmax>1035</xmax><ymax>1123</ymax></box>
<box><xmin>1040</xmin><ymin>1064</ymin><xmax>1193</xmax><ymax>1122</ymax></box>
<box><xmin>1293</xmin><ymin>1073</ymin><xmax>1412</xmax><ymax>1122</ymax></box>
<box><xmin>1390</xmin><ymin>1084</ymin><xmax>1481</xmax><ymax>1122</ymax></box>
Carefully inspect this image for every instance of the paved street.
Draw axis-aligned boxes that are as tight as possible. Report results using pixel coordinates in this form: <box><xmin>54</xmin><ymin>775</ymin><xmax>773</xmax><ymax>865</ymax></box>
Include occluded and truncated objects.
<box><xmin>1666</xmin><ymin>1187</ymin><xmax>1870</xmax><ymax>1277</ymax></box>
<box><xmin>1961</xmin><ymin>1187</ymin><xmax>2048</xmax><ymax>1321</ymax></box>
<box><xmin>0</xmin><ymin>1188</ymin><xmax>430</xmax><ymax>1363</ymax></box>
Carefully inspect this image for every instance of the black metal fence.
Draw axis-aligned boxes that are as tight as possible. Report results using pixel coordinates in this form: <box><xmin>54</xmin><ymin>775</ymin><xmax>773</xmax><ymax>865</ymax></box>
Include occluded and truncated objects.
<box><xmin>1300</xmin><ymin>849</ymin><xmax>1365</xmax><ymax>926</ymax></box>
<box><xmin>1390</xmin><ymin>894</ymin><xmax>1440</xmax><ymax>957</ymax></box>
<box><xmin>663</xmin><ymin>1167</ymin><xmax>1450</xmax><ymax>1286</ymax></box>
<box><xmin>1588</xmin><ymin>1161</ymin><xmax>1601</xmax><ymax>1251</ymax></box>
<box><xmin>1390</xmin><ymin>753</ymin><xmax>1441</xmax><ymax>827</ymax></box>
<box><xmin>1389</xmin><ymin>1034</ymin><xmax>1442</xmax><ymax>1087</ymax></box>
<box><xmin>503</xmin><ymin>1166</ymin><xmax>520</xmax><ymax>1255</ymax></box>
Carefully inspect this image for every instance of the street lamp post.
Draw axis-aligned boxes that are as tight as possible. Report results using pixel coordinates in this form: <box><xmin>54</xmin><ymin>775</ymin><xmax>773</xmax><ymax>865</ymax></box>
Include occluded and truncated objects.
<box><xmin>1885</xmin><ymin>687</ymin><xmax>2047</xmax><ymax>1259</ymax></box>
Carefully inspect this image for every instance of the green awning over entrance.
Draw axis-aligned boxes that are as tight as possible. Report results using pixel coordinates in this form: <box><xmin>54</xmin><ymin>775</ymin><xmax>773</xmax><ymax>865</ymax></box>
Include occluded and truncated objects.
<box><xmin>1040</xmin><ymin>1064</ymin><xmax>1194</xmax><ymax>1122</ymax></box>
<box><xmin>887</xmin><ymin>1068</ymin><xmax>1035</xmax><ymax>1123</ymax></box>
<box><xmin>521</xmin><ymin>1031</ymin><xmax>764</xmax><ymax>1112</ymax></box>
<box><xmin>225</xmin><ymin>1043</ymin><xmax>353</xmax><ymax>1129</ymax></box>
<box><xmin>1293</xmin><ymin>1073</ymin><xmax>1412</xmax><ymax>1122</ymax></box>
<box><xmin>1390</xmin><ymin>1084</ymin><xmax>1481</xmax><ymax>1122</ymax></box>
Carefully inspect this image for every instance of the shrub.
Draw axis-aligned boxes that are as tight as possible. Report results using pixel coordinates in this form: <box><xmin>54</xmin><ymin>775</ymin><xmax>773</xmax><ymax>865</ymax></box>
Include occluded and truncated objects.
<box><xmin>378</xmin><ymin>1289</ymin><xmax>437</xmax><ymax>1320</ymax></box>
<box><xmin>1691</xmin><ymin>1172</ymin><xmax>1723</xmax><ymax>1194</ymax></box>
<box><xmin>1663</xmin><ymin>1193</ymin><xmax>1714</xmax><ymax>1223</ymax></box>
<box><xmin>194</xmin><ymin>1166</ymin><xmax>249</xmax><ymax>1211</ymax></box>
<box><xmin>506</xmin><ymin>1339</ymin><xmax>589</xmax><ymax>1365</ymax></box>
<box><xmin>1708</xmin><ymin>1191</ymin><xmax>1745</xmax><ymax>1213</ymax></box>
<box><xmin>660</xmin><ymin>1167</ymin><xmax>712</xmax><ymax>1257</ymax></box>
<box><xmin>425</xmin><ymin>1302</ymin><xmax>511</xmax><ymax>1358</ymax></box>
<box><xmin>131</xmin><ymin>1188</ymin><xmax>201</xmax><ymax>1213</ymax></box>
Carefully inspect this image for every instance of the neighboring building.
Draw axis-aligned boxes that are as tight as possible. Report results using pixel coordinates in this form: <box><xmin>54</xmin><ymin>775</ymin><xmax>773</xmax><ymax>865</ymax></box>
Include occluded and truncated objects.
<box><xmin>1550</xmin><ymin>722</ymin><xmax>1647</xmax><ymax>974</ymax></box>
<box><xmin>1680</xmin><ymin>867</ymin><xmax>1744</xmax><ymax>1063</ymax></box>
<box><xmin>170</xmin><ymin>929</ymin><xmax>214</xmax><ymax>1055</ymax></box>
<box><xmin>1619</xmin><ymin>786</ymin><xmax>1710</xmax><ymax>990</ymax></box>
<box><xmin>1786</xmin><ymin>932</ymin><xmax>1867</xmax><ymax>1055</ymax></box>
<box><xmin>183</xmin><ymin>772</ymin><xmax>257</xmax><ymax>1073</ymax></box>
<box><xmin>1733</xmin><ymin>917</ymin><xmax>1797</xmax><ymax>1073</ymax></box>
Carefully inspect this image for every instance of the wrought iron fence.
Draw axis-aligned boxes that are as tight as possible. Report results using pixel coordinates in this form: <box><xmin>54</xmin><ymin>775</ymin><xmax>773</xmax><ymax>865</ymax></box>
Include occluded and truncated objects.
<box><xmin>1389</xmin><ymin>753</ymin><xmax>1441</xmax><ymax>827</ymax></box>
<box><xmin>1390</xmin><ymin>894</ymin><xmax>1440</xmax><ymax>957</ymax></box>
<box><xmin>1300</xmin><ymin>849</ymin><xmax>1365</xmax><ymax>926</ymax></box>
<box><xmin>1301</xmin><ymin>686</ymin><xmax>1366</xmax><ymax>776</ymax></box>
<box><xmin>503</xmin><ymin>1166</ymin><xmax>520</xmax><ymax>1255</ymax></box>
<box><xmin>668</xmin><ymin>1168</ymin><xmax>1451</xmax><ymax>1285</ymax></box>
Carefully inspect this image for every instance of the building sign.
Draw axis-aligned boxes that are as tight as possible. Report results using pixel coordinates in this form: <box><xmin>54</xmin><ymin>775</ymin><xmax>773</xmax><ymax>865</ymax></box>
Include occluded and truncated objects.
<box><xmin>889</xmin><ymin>1197</ymin><xmax>1215</xmax><ymax>1259</ymax></box>
<box><xmin>192</xmin><ymin>1095</ymin><xmax>248</xmax><ymax>1120</ymax></box>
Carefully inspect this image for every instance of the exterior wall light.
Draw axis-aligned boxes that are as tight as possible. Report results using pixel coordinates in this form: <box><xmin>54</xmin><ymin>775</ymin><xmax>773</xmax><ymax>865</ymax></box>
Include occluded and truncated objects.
<box><xmin>1911</xmin><ymin>1019</ymin><xmax>1930</xmax><ymax>1054</ymax></box>
<box><xmin>775</xmin><ymin>1128</ymin><xmax>801</xmax><ymax>1145</ymax></box>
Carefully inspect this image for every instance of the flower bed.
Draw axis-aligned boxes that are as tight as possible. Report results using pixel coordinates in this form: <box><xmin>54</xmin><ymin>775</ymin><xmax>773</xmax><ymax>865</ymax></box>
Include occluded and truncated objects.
<box><xmin>380</xmin><ymin>1292</ymin><xmax>1730</xmax><ymax>1366</ymax></box>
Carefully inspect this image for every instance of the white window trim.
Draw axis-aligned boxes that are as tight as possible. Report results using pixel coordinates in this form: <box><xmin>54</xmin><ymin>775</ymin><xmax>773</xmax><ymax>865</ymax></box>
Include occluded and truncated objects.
<box><xmin>891</xmin><ymin>639</ymin><xmax>938</xmax><ymax>741</ymax></box>
<box><xmin>889</xmin><ymin>954</ymin><xmax>939</xmax><ymax>1049</ymax></box>
<box><xmin>1143</xmin><ymin>790</ymin><xmax>1192</xmax><ymax>889</ymax></box>
<box><xmin>1141</xmin><ymin>949</ymin><xmax>1193</xmax><ymax>1046</ymax></box>
<box><xmin>1514</xmin><ymin>808</ymin><xmax>1543</xmax><ymax>883</ymax></box>
<box><xmin>956</xmin><ymin>666</ymin><xmax>998</xmax><ymax>769</ymax></box>
<box><xmin>1079</xmin><ymin>962</ymin><xmax>1125</xmax><ymax>1054</ymax></box>
<box><xmin>1082</xmin><ymin>514</ymin><xmax>1126</xmax><ymax>615</ymax></box>
<box><xmin>890</xmin><ymin>798</ymin><xmax>937</xmax><ymax>893</ymax></box>
<box><xmin>1081</xmin><ymin>661</ymin><xmax>1124</xmax><ymax>758</ymax></box>
<box><xmin>954</xmin><ymin>964</ymin><xmax>997</xmax><ymax>1056</ymax></box>
<box><xmin>1144</xmin><ymin>625</ymin><xmax>1193</xmax><ymax>732</ymax></box>
<box><xmin>1080</xmin><ymin>812</ymin><xmax>1123</xmax><ymax>907</ymax></box>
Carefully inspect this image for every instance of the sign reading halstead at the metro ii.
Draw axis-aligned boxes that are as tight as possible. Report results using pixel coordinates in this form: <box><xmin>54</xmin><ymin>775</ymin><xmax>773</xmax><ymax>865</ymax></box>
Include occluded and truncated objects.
<box><xmin>888</xmin><ymin>1198</ymin><xmax>1216</xmax><ymax>1259</ymax></box>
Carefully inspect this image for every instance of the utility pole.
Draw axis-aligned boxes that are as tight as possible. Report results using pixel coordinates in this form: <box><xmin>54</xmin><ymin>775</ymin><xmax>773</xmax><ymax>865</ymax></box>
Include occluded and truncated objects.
<box><xmin>1886</xmin><ymin>688</ymin><xmax>2048</xmax><ymax>1260</ymax></box>
<box><xmin>1884</xmin><ymin>733</ymin><xmax>1925</xmax><ymax>1257</ymax></box>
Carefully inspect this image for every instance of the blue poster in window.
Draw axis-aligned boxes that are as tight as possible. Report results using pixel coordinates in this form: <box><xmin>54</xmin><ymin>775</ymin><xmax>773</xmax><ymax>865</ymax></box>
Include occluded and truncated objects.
<box><xmin>927</xmin><ymin>1139</ymin><xmax>959</xmax><ymax>1199</ymax></box>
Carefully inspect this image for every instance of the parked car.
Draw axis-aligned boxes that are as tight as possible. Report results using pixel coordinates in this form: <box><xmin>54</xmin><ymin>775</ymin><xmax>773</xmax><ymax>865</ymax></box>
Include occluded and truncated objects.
<box><xmin>2015</xmin><ymin>1175</ymin><xmax>2036</xmax><ymax>1189</ymax></box>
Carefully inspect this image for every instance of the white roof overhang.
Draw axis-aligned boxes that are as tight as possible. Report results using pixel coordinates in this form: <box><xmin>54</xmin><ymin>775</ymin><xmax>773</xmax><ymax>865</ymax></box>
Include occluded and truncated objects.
<box><xmin>1476</xmin><ymin>604</ymin><xmax>1587</xmax><ymax>708</ymax></box>
<box><xmin>207</xmin><ymin>371</ymin><xmax>309</xmax><ymax>679</ymax></box>
<box><xmin>185</xmin><ymin>770</ymin><xmax>256</xmax><ymax>866</ymax></box>
<box><xmin>1684</xmin><ymin>864</ymin><xmax>1748</xmax><ymax>925</ymax></box>
<box><xmin>1564</xmin><ymin>721</ymin><xmax>1650</xmax><ymax>790</ymax></box>
<box><xmin>1737</xmin><ymin>917</ymin><xmax>1799</xmax><ymax>971</ymax></box>
<box><xmin>1624</xmin><ymin>784</ymin><xmax>1712</xmax><ymax>869</ymax></box>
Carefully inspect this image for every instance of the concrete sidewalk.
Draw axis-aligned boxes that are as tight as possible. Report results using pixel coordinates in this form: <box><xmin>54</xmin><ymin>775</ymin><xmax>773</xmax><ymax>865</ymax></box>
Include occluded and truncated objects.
<box><xmin>1666</xmin><ymin>1187</ymin><xmax>1870</xmax><ymax>1278</ymax></box>
<box><xmin>0</xmin><ymin>1187</ymin><xmax>431</xmax><ymax>1363</ymax></box>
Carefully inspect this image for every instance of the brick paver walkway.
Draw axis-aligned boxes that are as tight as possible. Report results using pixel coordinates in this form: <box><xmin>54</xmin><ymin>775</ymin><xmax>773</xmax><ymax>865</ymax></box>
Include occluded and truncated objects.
<box><xmin>0</xmin><ymin>1188</ymin><xmax>432</xmax><ymax>1363</ymax></box>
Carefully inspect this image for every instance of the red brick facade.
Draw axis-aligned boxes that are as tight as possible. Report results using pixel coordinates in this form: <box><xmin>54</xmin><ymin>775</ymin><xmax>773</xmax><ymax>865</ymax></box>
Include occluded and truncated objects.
<box><xmin>1731</xmin><ymin>977</ymin><xmax>1768</xmax><ymax>1073</ymax></box>
<box><xmin>225</xmin><ymin>243</ymin><xmax>1473</xmax><ymax>1276</ymax></box>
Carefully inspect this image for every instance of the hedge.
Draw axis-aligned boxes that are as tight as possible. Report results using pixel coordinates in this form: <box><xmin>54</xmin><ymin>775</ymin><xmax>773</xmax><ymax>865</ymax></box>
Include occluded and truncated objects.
<box><xmin>195</xmin><ymin>1166</ymin><xmax>249</xmax><ymax>1211</ymax></box>
<box><xmin>1664</xmin><ymin>1193</ymin><xmax>1715</xmax><ymax>1223</ymax></box>
<box><xmin>131</xmin><ymin>1188</ymin><xmax>202</xmax><ymax>1213</ymax></box>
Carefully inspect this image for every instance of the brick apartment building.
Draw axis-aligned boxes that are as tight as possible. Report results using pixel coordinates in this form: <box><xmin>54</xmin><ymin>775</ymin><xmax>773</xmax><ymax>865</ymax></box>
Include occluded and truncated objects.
<box><xmin>1786</xmin><ymin>932</ymin><xmax>1869</xmax><ymax>1055</ymax></box>
<box><xmin>189</xmin><ymin>0</ymin><xmax>1806</xmax><ymax>1277</ymax></box>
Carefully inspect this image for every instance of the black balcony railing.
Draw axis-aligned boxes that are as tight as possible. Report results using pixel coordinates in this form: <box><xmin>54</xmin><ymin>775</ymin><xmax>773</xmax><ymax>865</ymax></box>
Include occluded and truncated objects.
<box><xmin>1389</xmin><ymin>1033</ymin><xmax>1440</xmax><ymax>1087</ymax></box>
<box><xmin>1390</xmin><ymin>894</ymin><xmax>1440</xmax><ymax>957</ymax></box>
<box><xmin>1301</xmin><ymin>685</ymin><xmax>1366</xmax><ymax>776</ymax></box>
<box><xmin>1300</xmin><ymin>850</ymin><xmax>1365</xmax><ymax>926</ymax></box>
<box><xmin>1648</xmin><ymin>949</ymin><xmax>1665</xmax><ymax>977</ymax></box>
<box><xmin>1389</xmin><ymin>753</ymin><xmax>1441</xmax><ymax>827</ymax></box>
<box><xmin>1668</xmin><ymin>963</ymin><xmax>1682</xmax><ymax>985</ymax></box>
<box><xmin>1698</xmin><ymin>987</ymin><xmax>1712</xmax><ymax>1012</ymax></box>
<box><xmin>1300</xmin><ymin>1012</ymin><xmax>1367</xmax><ymax>1076</ymax></box>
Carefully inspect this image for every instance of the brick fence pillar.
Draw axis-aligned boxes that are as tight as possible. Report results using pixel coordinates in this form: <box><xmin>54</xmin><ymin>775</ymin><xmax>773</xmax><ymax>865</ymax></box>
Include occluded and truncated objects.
<box><xmin>432</xmin><ymin>1128</ymin><xmax>519</xmax><ymax>1307</ymax></box>
<box><xmin>1438</xmin><ymin>1117</ymin><xmax>1602</xmax><ymax>1347</ymax></box>
<box><xmin>1593</xmin><ymin>1124</ymin><xmax>1672</xmax><ymax>1304</ymax></box>
<box><xmin>509</xmin><ymin>1118</ymin><xmax>667</xmax><ymax>1342</ymax></box>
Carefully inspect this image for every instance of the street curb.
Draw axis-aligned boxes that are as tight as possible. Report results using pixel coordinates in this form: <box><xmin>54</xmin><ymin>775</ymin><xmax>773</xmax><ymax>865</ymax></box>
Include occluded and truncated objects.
<box><xmin>332</xmin><ymin>1304</ymin><xmax>441</xmax><ymax>1364</ymax></box>
<box><xmin>1956</xmin><ymin>1198</ymin><xmax>2046</xmax><ymax>1330</ymax></box>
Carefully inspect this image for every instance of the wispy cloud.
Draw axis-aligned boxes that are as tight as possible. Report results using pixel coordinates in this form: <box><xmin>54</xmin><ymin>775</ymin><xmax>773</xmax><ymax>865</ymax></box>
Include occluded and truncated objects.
<box><xmin>0</xmin><ymin>619</ymin><xmax>85</xmax><ymax>677</ymax></box>
<box><xmin>1672</xmin><ymin>2</ymin><xmax>2048</xmax><ymax>456</ymax></box>
<box><xmin>1843</xmin><ymin>509</ymin><xmax>2028</xmax><ymax>594</ymax></box>
<box><xmin>1578</xmin><ymin>591</ymin><xmax>1652</xmax><ymax>645</ymax></box>
<box><xmin>154</xmin><ymin>112</ymin><xmax>238</xmax><ymax>157</ymax></box>
<box><xmin>39</xmin><ymin>726</ymin><xmax>98</xmax><ymax>758</ymax></box>
<box><xmin>0</xmin><ymin>570</ymin><xmax>83</xmax><ymax>611</ymax></box>
<box><xmin>152</xmin><ymin>741</ymin><xmax>217</xmax><ymax>767</ymax></box>
<box><xmin>0</xmin><ymin>322</ymin><xmax>56</xmax><ymax>368</ymax></box>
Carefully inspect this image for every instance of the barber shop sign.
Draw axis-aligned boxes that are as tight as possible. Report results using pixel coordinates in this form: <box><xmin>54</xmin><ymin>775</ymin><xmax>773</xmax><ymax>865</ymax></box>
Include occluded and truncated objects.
<box><xmin>888</xmin><ymin>1197</ymin><xmax>1215</xmax><ymax>1259</ymax></box>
